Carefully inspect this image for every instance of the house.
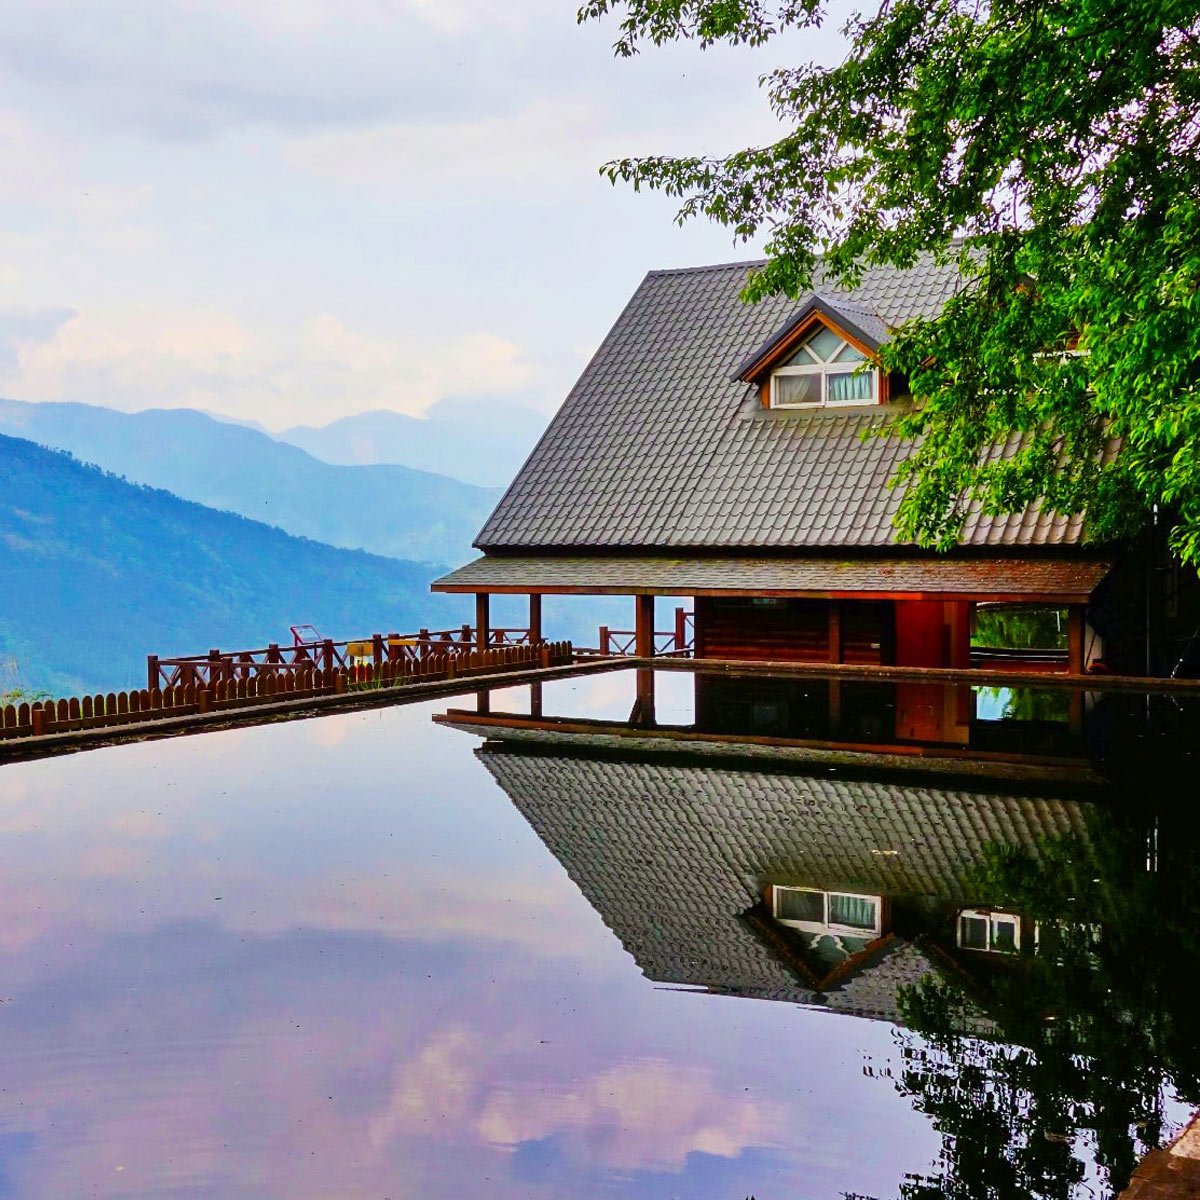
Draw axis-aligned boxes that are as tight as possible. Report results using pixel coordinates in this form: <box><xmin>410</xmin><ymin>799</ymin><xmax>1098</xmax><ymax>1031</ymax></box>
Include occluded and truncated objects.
<box><xmin>434</xmin><ymin>258</ymin><xmax>1198</xmax><ymax>677</ymax></box>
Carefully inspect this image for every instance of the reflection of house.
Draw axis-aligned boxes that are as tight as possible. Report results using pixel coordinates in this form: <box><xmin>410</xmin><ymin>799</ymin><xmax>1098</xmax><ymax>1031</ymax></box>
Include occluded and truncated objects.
<box><xmin>475</xmin><ymin>741</ymin><xmax>1096</xmax><ymax>1026</ymax></box>
<box><xmin>433</xmin><ymin>258</ymin><xmax>1198</xmax><ymax>675</ymax></box>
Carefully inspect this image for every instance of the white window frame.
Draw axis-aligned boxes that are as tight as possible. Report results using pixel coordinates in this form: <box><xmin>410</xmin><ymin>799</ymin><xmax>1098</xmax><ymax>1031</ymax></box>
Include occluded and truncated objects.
<box><xmin>957</xmin><ymin>908</ymin><xmax>1022</xmax><ymax>954</ymax></box>
<box><xmin>772</xmin><ymin>886</ymin><xmax>882</xmax><ymax>937</ymax></box>
<box><xmin>770</xmin><ymin>333</ymin><xmax>878</xmax><ymax>409</ymax></box>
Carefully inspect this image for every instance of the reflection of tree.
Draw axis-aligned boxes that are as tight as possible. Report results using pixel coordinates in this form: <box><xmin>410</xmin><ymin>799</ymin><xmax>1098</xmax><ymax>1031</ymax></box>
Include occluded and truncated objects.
<box><xmin>894</xmin><ymin>814</ymin><xmax>1200</xmax><ymax>1199</ymax></box>
<box><xmin>977</xmin><ymin>687</ymin><xmax>1070</xmax><ymax>723</ymax></box>
<box><xmin>973</xmin><ymin>607</ymin><xmax>1067</xmax><ymax>651</ymax></box>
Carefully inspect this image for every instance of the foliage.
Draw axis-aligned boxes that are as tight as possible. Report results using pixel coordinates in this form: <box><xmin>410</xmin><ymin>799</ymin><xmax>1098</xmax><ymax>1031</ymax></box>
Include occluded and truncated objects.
<box><xmin>580</xmin><ymin>0</ymin><xmax>1200</xmax><ymax>563</ymax></box>
<box><xmin>893</xmin><ymin>816</ymin><xmax>1200</xmax><ymax>1198</ymax></box>
<box><xmin>972</xmin><ymin>606</ymin><xmax>1067</xmax><ymax>650</ymax></box>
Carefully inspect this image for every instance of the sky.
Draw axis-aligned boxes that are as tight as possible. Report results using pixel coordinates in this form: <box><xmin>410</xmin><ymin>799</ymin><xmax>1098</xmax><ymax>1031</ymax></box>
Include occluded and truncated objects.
<box><xmin>0</xmin><ymin>0</ymin><xmax>846</xmax><ymax>431</ymax></box>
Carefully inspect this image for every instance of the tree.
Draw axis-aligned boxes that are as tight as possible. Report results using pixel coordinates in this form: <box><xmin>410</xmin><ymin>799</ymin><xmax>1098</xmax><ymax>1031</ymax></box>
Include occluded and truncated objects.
<box><xmin>579</xmin><ymin>0</ymin><xmax>1200</xmax><ymax>563</ymax></box>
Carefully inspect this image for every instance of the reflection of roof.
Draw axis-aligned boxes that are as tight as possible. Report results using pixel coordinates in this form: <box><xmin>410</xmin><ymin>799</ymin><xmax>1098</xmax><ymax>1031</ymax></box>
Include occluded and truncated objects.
<box><xmin>435</xmin><ymin>554</ymin><xmax>1111</xmax><ymax>601</ymax></box>
<box><xmin>474</xmin><ymin>260</ymin><xmax>1092</xmax><ymax>553</ymax></box>
<box><xmin>479</xmin><ymin>747</ymin><xmax>1093</xmax><ymax>1024</ymax></box>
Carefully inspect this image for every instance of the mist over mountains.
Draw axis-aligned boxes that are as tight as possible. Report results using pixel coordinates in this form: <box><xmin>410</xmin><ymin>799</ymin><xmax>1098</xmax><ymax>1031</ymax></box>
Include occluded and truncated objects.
<box><xmin>0</xmin><ymin>398</ymin><xmax>505</xmax><ymax>566</ymax></box>
<box><xmin>276</xmin><ymin>396</ymin><xmax>549</xmax><ymax>487</ymax></box>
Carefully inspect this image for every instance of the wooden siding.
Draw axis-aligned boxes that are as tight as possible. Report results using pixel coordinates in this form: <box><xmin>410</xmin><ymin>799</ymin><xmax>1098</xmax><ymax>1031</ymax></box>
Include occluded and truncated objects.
<box><xmin>695</xmin><ymin>597</ymin><xmax>889</xmax><ymax>665</ymax></box>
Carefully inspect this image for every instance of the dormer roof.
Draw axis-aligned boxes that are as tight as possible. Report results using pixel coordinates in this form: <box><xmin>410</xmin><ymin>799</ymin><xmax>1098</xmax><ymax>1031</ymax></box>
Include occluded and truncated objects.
<box><xmin>732</xmin><ymin>291</ymin><xmax>891</xmax><ymax>382</ymax></box>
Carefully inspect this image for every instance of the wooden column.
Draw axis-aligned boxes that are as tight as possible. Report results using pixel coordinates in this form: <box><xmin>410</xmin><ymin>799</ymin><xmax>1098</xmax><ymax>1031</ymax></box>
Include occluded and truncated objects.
<box><xmin>635</xmin><ymin>594</ymin><xmax>654</xmax><ymax>659</ymax></box>
<box><xmin>827</xmin><ymin>601</ymin><xmax>843</xmax><ymax>663</ymax></box>
<box><xmin>634</xmin><ymin>594</ymin><xmax>655</xmax><ymax>726</ymax></box>
<box><xmin>1067</xmin><ymin>606</ymin><xmax>1085</xmax><ymax>675</ymax></box>
<box><xmin>475</xmin><ymin>592</ymin><xmax>491</xmax><ymax>652</ymax></box>
<box><xmin>528</xmin><ymin>593</ymin><xmax>543</xmax><ymax>645</ymax></box>
<box><xmin>530</xmin><ymin>682</ymin><xmax>543</xmax><ymax>719</ymax></box>
<box><xmin>146</xmin><ymin>655</ymin><xmax>159</xmax><ymax>692</ymax></box>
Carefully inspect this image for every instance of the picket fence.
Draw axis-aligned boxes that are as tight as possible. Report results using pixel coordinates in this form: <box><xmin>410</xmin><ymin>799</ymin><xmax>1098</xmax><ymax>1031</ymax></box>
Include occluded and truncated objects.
<box><xmin>0</xmin><ymin>641</ymin><xmax>573</xmax><ymax>742</ymax></box>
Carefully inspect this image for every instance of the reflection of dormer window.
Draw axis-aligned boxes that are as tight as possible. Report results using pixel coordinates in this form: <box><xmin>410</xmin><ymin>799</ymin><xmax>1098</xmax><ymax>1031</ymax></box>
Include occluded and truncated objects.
<box><xmin>770</xmin><ymin>324</ymin><xmax>878</xmax><ymax>408</ymax></box>
<box><xmin>957</xmin><ymin>909</ymin><xmax>1021</xmax><ymax>954</ymax></box>
<box><xmin>773</xmin><ymin>885</ymin><xmax>882</xmax><ymax>936</ymax></box>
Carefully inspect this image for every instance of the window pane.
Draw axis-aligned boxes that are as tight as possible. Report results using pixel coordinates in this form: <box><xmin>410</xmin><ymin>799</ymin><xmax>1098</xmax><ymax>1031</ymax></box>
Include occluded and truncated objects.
<box><xmin>833</xmin><ymin>342</ymin><xmax>866</xmax><ymax>363</ymax></box>
<box><xmin>776</xmin><ymin>888</ymin><xmax>824</xmax><ymax>923</ymax></box>
<box><xmin>781</xmin><ymin>344</ymin><xmax>821</xmax><ymax>366</ymax></box>
<box><xmin>803</xmin><ymin>326</ymin><xmax>843</xmax><ymax>362</ymax></box>
<box><xmin>774</xmin><ymin>373</ymin><xmax>821</xmax><ymax>406</ymax></box>
<box><xmin>959</xmin><ymin>915</ymin><xmax>989</xmax><ymax>950</ymax></box>
<box><xmin>829</xmin><ymin>893</ymin><xmax>877</xmax><ymax>931</ymax></box>
<box><xmin>827</xmin><ymin>369</ymin><xmax>873</xmax><ymax>403</ymax></box>
<box><xmin>992</xmin><ymin>917</ymin><xmax>1019</xmax><ymax>954</ymax></box>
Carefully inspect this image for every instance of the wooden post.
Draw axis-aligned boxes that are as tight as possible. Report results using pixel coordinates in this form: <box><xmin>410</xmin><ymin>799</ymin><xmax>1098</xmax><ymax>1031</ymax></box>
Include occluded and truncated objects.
<box><xmin>1067</xmin><ymin>606</ymin><xmax>1085</xmax><ymax>674</ymax></box>
<box><xmin>475</xmin><ymin>593</ymin><xmax>490</xmax><ymax>655</ymax></box>
<box><xmin>530</xmin><ymin>682</ymin><xmax>543</xmax><ymax>719</ymax></box>
<box><xmin>146</xmin><ymin>655</ymin><xmax>159</xmax><ymax>692</ymax></box>
<box><xmin>208</xmin><ymin>649</ymin><xmax>222</xmax><ymax>687</ymax></box>
<box><xmin>828</xmin><ymin>602</ymin><xmax>842</xmax><ymax>664</ymax></box>
<box><xmin>599</xmin><ymin>626</ymin><xmax>610</xmax><ymax>656</ymax></box>
<box><xmin>674</xmin><ymin>606</ymin><xmax>687</xmax><ymax>655</ymax></box>
<box><xmin>529</xmin><ymin>594</ymin><xmax>543</xmax><ymax>645</ymax></box>
<box><xmin>322</xmin><ymin>639</ymin><xmax>336</xmax><ymax>672</ymax></box>
<box><xmin>372</xmin><ymin>633</ymin><xmax>384</xmax><ymax>667</ymax></box>
<box><xmin>635</xmin><ymin>594</ymin><xmax>654</xmax><ymax>659</ymax></box>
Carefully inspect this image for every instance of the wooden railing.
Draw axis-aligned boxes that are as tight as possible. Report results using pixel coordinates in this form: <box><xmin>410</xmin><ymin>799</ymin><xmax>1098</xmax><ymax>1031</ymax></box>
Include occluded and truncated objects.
<box><xmin>1</xmin><ymin>641</ymin><xmax>573</xmax><ymax>743</ymax></box>
<box><xmin>579</xmin><ymin>608</ymin><xmax>695</xmax><ymax>658</ymax></box>
<box><xmin>149</xmin><ymin>626</ymin><xmax>533</xmax><ymax>689</ymax></box>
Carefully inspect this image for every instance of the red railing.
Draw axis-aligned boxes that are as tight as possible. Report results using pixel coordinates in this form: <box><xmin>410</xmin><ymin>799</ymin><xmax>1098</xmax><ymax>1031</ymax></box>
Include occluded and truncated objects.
<box><xmin>149</xmin><ymin>626</ymin><xmax>534</xmax><ymax>689</ymax></box>
<box><xmin>580</xmin><ymin>608</ymin><xmax>694</xmax><ymax>659</ymax></box>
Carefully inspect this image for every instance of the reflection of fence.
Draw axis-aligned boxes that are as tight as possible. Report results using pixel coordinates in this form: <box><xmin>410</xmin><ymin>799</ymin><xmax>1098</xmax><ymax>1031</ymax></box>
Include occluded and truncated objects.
<box><xmin>149</xmin><ymin>627</ymin><xmax>533</xmax><ymax>689</ymax></box>
<box><xmin>0</xmin><ymin>641</ymin><xmax>573</xmax><ymax>743</ymax></box>
<box><xmin>580</xmin><ymin>608</ymin><xmax>694</xmax><ymax>658</ymax></box>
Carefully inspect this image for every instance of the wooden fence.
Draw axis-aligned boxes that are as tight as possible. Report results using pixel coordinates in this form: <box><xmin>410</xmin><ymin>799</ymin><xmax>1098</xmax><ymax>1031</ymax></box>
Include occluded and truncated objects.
<box><xmin>149</xmin><ymin>626</ymin><xmax>535</xmax><ymax>690</ymax></box>
<box><xmin>1</xmin><ymin>641</ymin><xmax>573</xmax><ymax>743</ymax></box>
<box><xmin>579</xmin><ymin>608</ymin><xmax>695</xmax><ymax>658</ymax></box>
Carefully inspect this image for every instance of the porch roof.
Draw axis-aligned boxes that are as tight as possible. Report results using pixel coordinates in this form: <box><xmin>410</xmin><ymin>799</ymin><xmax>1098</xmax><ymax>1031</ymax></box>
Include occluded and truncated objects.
<box><xmin>432</xmin><ymin>554</ymin><xmax>1112</xmax><ymax>603</ymax></box>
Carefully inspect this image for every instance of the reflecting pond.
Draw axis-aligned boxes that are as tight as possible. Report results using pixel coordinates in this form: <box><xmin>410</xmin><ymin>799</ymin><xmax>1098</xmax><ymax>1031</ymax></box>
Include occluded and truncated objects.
<box><xmin>0</xmin><ymin>668</ymin><xmax>1196</xmax><ymax>1197</ymax></box>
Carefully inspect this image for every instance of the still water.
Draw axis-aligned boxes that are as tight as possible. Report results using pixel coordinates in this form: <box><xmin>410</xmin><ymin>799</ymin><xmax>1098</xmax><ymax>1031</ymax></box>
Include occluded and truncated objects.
<box><xmin>0</xmin><ymin>668</ymin><xmax>1195</xmax><ymax>1198</ymax></box>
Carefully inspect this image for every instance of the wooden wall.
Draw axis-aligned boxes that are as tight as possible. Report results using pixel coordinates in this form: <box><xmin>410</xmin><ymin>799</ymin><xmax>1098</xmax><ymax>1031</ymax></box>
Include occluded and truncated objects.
<box><xmin>694</xmin><ymin>597</ymin><xmax>889</xmax><ymax>664</ymax></box>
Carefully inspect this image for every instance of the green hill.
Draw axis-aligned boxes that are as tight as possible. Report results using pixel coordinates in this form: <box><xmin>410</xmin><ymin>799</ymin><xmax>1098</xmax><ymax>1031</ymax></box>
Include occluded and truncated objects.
<box><xmin>0</xmin><ymin>434</ymin><xmax>464</xmax><ymax>696</ymax></box>
<box><xmin>0</xmin><ymin>398</ymin><xmax>501</xmax><ymax>566</ymax></box>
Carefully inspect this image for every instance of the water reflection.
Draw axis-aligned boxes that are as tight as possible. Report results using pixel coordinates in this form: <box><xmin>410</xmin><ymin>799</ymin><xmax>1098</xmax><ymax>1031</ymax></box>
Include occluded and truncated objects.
<box><xmin>0</xmin><ymin>668</ymin><xmax>1196</xmax><ymax>1197</ymax></box>
<box><xmin>443</xmin><ymin>667</ymin><xmax>1200</xmax><ymax>1198</ymax></box>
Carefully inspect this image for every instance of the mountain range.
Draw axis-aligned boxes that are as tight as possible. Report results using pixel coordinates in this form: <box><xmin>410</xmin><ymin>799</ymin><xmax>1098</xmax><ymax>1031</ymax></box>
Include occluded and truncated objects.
<box><xmin>0</xmin><ymin>398</ymin><xmax>502</xmax><ymax>566</ymax></box>
<box><xmin>276</xmin><ymin>396</ymin><xmax>549</xmax><ymax>487</ymax></box>
<box><xmin>0</xmin><ymin>433</ymin><xmax>467</xmax><ymax>696</ymax></box>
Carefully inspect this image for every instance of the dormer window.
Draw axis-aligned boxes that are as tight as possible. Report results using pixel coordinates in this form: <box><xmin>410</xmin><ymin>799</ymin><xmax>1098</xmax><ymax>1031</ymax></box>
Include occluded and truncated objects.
<box><xmin>770</xmin><ymin>324</ymin><xmax>878</xmax><ymax>409</ymax></box>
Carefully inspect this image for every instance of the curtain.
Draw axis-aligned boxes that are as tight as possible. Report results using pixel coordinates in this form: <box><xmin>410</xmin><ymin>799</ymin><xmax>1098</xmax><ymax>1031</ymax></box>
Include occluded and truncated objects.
<box><xmin>827</xmin><ymin>369</ymin><xmax>873</xmax><ymax>403</ymax></box>
<box><xmin>828</xmin><ymin>893</ymin><xmax>877</xmax><ymax>931</ymax></box>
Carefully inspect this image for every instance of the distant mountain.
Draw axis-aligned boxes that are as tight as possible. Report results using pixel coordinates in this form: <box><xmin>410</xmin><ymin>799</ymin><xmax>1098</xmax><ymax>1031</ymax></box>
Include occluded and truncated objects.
<box><xmin>277</xmin><ymin>396</ymin><xmax>549</xmax><ymax>487</ymax></box>
<box><xmin>0</xmin><ymin>434</ymin><xmax>465</xmax><ymax>696</ymax></box>
<box><xmin>0</xmin><ymin>399</ymin><xmax>499</xmax><ymax>566</ymax></box>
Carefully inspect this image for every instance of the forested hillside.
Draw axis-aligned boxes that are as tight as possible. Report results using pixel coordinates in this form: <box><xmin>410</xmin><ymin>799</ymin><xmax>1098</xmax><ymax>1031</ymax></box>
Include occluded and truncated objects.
<box><xmin>0</xmin><ymin>399</ymin><xmax>500</xmax><ymax>566</ymax></box>
<box><xmin>0</xmin><ymin>434</ymin><xmax>464</xmax><ymax>696</ymax></box>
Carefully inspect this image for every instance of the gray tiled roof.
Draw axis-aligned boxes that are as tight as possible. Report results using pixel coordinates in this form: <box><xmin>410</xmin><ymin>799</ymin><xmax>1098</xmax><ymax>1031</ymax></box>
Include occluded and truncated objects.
<box><xmin>478</xmin><ymin>258</ymin><xmax>1087</xmax><ymax>552</ymax></box>
<box><xmin>479</xmin><ymin>747</ymin><xmax>1093</xmax><ymax>1021</ymax></box>
<box><xmin>434</xmin><ymin>553</ymin><xmax>1111</xmax><ymax>601</ymax></box>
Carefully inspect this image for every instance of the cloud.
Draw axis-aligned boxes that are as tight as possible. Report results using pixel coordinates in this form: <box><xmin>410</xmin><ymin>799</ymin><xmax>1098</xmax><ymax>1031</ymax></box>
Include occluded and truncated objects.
<box><xmin>368</xmin><ymin>1032</ymin><xmax>780</xmax><ymax>1173</ymax></box>
<box><xmin>0</xmin><ymin>0</ymin><xmax>560</xmax><ymax>139</ymax></box>
<box><xmin>0</xmin><ymin>306</ymin><xmax>540</xmax><ymax>427</ymax></box>
<box><xmin>0</xmin><ymin>307</ymin><xmax>75</xmax><ymax>370</ymax></box>
<box><xmin>477</xmin><ymin>1059</ymin><xmax>780</xmax><ymax>1170</ymax></box>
